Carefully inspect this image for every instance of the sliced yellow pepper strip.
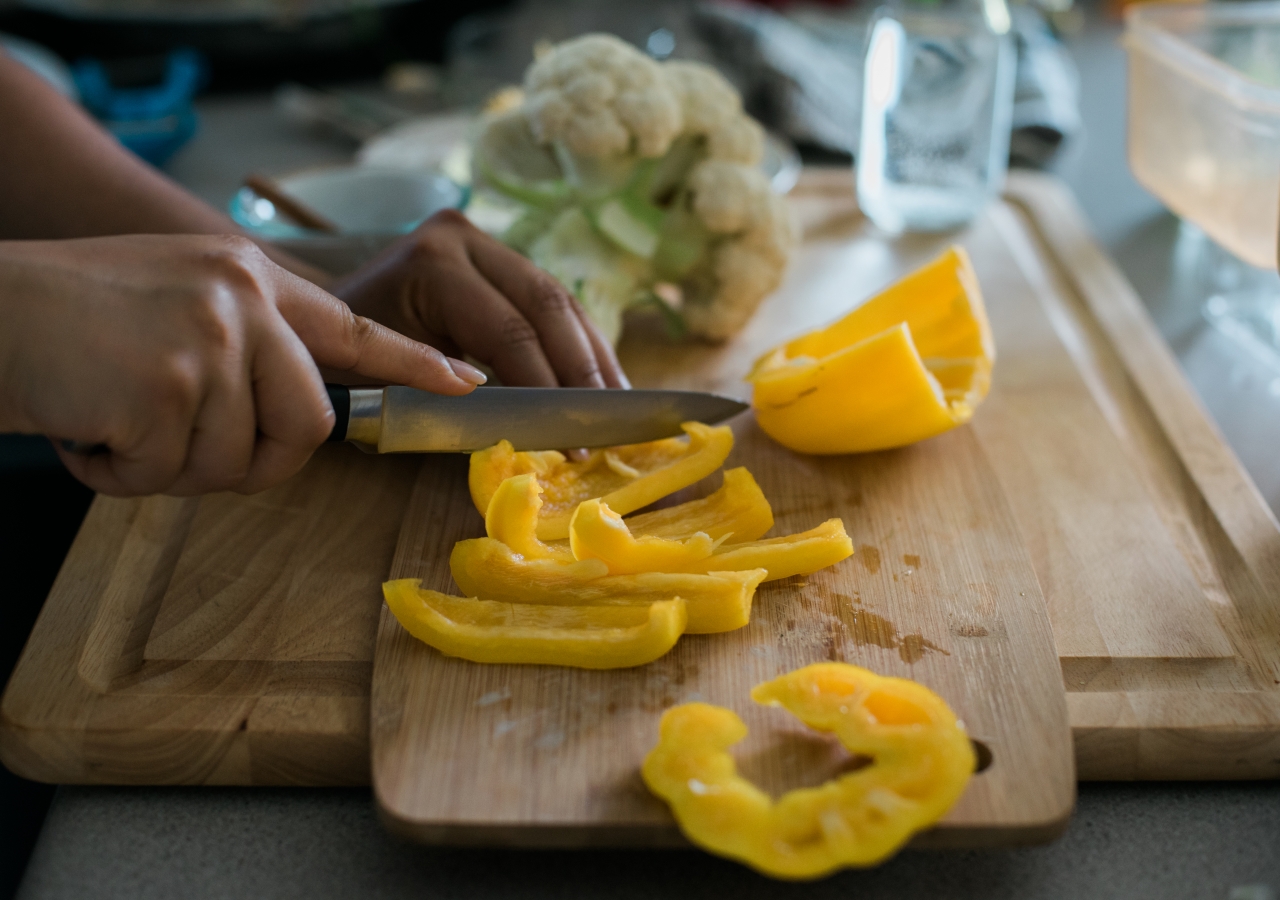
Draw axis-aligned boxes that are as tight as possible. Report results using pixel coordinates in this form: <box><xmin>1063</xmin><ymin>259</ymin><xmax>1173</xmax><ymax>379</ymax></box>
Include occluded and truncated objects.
<box><xmin>484</xmin><ymin>473</ymin><xmax>573</xmax><ymax>561</ymax></box>
<box><xmin>625</xmin><ymin>467</ymin><xmax>774</xmax><ymax>544</ymax></box>
<box><xmin>485</xmin><ymin>468</ymin><xmax>773</xmax><ymax>563</ymax></box>
<box><xmin>383</xmin><ymin>578</ymin><xmax>686</xmax><ymax>669</ymax></box>
<box><xmin>469</xmin><ymin>422</ymin><xmax>734</xmax><ymax>541</ymax></box>
<box><xmin>747</xmin><ymin>246</ymin><xmax>994</xmax><ymax>454</ymax></box>
<box><xmin>642</xmin><ymin>663</ymin><xmax>975</xmax><ymax>879</ymax></box>
<box><xmin>681</xmin><ymin>519</ymin><xmax>853</xmax><ymax>581</ymax></box>
<box><xmin>570</xmin><ymin>499</ymin><xmax>720</xmax><ymax>575</ymax></box>
<box><xmin>569</xmin><ymin>500</ymin><xmax>852</xmax><ymax>582</ymax></box>
<box><xmin>449</xmin><ymin>538</ymin><xmax>765</xmax><ymax>634</ymax></box>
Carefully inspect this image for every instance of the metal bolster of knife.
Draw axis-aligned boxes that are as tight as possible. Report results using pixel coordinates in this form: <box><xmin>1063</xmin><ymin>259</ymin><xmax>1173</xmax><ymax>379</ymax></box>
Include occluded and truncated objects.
<box><xmin>325</xmin><ymin>384</ymin><xmax>381</xmax><ymax>446</ymax></box>
<box><xmin>346</xmin><ymin>388</ymin><xmax>382</xmax><ymax>445</ymax></box>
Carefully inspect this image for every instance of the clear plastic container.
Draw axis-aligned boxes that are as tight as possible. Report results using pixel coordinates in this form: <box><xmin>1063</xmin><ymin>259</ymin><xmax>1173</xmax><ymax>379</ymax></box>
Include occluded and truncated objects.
<box><xmin>1126</xmin><ymin>2</ymin><xmax>1280</xmax><ymax>271</ymax></box>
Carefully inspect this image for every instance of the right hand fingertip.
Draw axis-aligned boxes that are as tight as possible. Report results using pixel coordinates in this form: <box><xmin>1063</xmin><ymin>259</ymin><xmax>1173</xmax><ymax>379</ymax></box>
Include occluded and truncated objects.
<box><xmin>448</xmin><ymin>358</ymin><xmax>488</xmax><ymax>386</ymax></box>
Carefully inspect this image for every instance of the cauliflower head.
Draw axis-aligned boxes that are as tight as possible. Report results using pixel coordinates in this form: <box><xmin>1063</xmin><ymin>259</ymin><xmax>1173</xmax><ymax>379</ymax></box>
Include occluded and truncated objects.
<box><xmin>472</xmin><ymin>33</ymin><xmax>795</xmax><ymax>344</ymax></box>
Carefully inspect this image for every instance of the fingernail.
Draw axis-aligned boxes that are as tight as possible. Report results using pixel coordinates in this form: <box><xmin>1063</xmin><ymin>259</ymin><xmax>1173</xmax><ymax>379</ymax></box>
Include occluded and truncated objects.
<box><xmin>618</xmin><ymin>371</ymin><xmax>632</xmax><ymax>389</ymax></box>
<box><xmin>449</xmin><ymin>359</ymin><xmax>488</xmax><ymax>386</ymax></box>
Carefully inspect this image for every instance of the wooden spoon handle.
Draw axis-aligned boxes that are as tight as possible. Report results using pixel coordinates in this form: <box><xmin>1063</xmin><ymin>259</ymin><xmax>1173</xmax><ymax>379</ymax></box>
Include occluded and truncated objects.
<box><xmin>245</xmin><ymin>173</ymin><xmax>340</xmax><ymax>234</ymax></box>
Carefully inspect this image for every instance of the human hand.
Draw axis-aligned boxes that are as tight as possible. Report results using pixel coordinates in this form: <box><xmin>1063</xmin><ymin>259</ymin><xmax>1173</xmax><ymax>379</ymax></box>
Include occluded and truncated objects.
<box><xmin>332</xmin><ymin>209</ymin><xmax>630</xmax><ymax>389</ymax></box>
<box><xmin>0</xmin><ymin>234</ymin><xmax>486</xmax><ymax>497</ymax></box>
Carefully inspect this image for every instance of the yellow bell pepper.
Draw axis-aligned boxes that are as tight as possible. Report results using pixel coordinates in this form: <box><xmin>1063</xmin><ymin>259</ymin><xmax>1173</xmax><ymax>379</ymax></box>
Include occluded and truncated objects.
<box><xmin>747</xmin><ymin>246</ymin><xmax>995</xmax><ymax>454</ymax></box>
<box><xmin>624</xmin><ymin>467</ymin><xmax>774</xmax><ymax>544</ymax></box>
<box><xmin>449</xmin><ymin>539</ymin><xmax>765</xmax><ymax>634</ymax></box>
<box><xmin>642</xmin><ymin>663</ymin><xmax>976</xmax><ymax>879</ymax></box>
<box><xmin>680</xmin><ymin>519</ymin><xmax>853</xmax><ymax>580</ymax></box>
<box><xmin>383</xmin><ymin>578</ymin><xmax>686</xmax><ymax>669</ymax></box>
<box><xmin>484</xmin><ymin>467</ymin><xmax>773</xmax><ymax>562</ymax></box>
<box><xmin>569</xmin><ymin>499</ymin><xmax>721</xmax><ymax>575</ymax></box>
<box><xmin>569</xmin><ymin>501</ymin><xmax>852</xmax><ymax>581</ymax></box>
<box><xmin>483</xmin><ymin>473</ymin><xmax>573</xmax><ymax>561</ymax></box>
<box><xmin>469</xmin><ymin>422</ymin><xmax>734</xmax><ymax>541</ymax></box>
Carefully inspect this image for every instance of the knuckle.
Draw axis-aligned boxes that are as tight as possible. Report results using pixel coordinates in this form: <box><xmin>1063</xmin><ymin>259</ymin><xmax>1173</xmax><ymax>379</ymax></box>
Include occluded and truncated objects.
<box><xmin>188</xmin><ymin>287</ymin><xmax>240</xmax><ymax>353</ymax></box>
<box><xmin>428</xmin><ymin>207</ymin><xmax>470</xmax><ymax>230</ymax></box>
<box><xmin>213</xmin><ymin>232</ymin><xmax>264</xmax><ymax>260</ymax></box>
<box><xmin>405</xmin><ymin>229</ymin><xmax>455</xmax><ymax>267</ymax></box>
<box><xmin>199</xmin><ymin>236</ymin><xmax>270</xmax><ymax>303</ymax></box>
<box><xmin>152</xmin><ymin>353</ymin><xmax>204</xmax><ymax>411</ymax></box>
<box><xmin>404</xmin><ymin>209</ymin><xmax>473</xmax><ymax>264</ymax></box>
<box><xmin>525</xmin><ymin>273</ymin><xmax>573</xmax><ymax>319</ymax></box>
<box><xmin>500</xmin><ymin>314</ymin><xmax>540</xmax><ymax>352</ymax></box>
<box><xmin>571</xmin><ymin>357</ymin><xmax>603</xmax><ymax>386</ymax></box>
<box><xmin>347</xmin><ymin>312</ymin><xmax>377</xmax><ymax>352</ymax></box>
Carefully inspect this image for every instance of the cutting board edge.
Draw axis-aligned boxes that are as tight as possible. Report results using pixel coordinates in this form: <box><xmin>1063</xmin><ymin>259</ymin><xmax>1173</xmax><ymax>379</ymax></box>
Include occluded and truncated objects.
<box><xmin>373</xmin><ymin>800</ymin><xmax>1074</xmax><ymax>851</ymax></box>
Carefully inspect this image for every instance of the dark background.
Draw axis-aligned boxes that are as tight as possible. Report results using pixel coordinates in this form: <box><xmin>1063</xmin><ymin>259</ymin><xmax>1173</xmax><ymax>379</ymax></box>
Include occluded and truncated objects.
<box><xmin>0</xmin><ymin>0</ymin><xmax>511</xmax><ymax>91</ymax></box>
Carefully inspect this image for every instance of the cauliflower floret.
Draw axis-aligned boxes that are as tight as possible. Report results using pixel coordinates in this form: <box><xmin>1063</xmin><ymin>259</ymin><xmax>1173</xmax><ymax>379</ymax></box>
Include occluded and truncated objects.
<box><xmin>683</xmin><ymin>162</ymin><xmax>796</xmax><ymax>341</ymax></box>
<box><xmin>664</xmin><ymin>61</ymin><xmax>764</xmax><ymax>166</ymax></box>
<box><xmin>687</xmin><ymin>159</ymin><xmax>768</xmax><ymax>234</ymax></box>
<box><xmin>524</xmin><ymin>34</ymin><xmax>683</xmax><ymax>159</ymax></box>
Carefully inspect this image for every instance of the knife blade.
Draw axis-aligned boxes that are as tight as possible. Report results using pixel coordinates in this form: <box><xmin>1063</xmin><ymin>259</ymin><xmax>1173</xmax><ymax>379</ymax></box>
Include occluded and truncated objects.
<box><xmin>324</xmin><ymin>384</ymin><xmax>749</xmax><ymax>453</ymax></box>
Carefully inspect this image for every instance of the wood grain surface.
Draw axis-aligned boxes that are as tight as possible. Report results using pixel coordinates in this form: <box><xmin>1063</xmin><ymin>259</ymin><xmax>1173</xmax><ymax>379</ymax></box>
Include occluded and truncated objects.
<box><xmin>369</xmin><ymin>172</ymin><xmax>1076</xmax><ymax>846</ymax></box>
<box><xmin>1000</xmin><ymin>173</ymin><xmax>1280</xmax><ymax>778</ymax></box>
<box><xmin>0</xmin><ymin>445</ymin><xmax>418</xmax><ymax>785</ymax></box>
<box><xmin>5</xmin><ymin>170</ymin><xmax>1279</xmax><ymax>797</ymax></box>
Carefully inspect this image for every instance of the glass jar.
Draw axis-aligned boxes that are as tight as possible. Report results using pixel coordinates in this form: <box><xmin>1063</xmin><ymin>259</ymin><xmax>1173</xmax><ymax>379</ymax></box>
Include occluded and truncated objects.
<box><xmin>857</xmin><ymin>0</ymin><xmax>1016</xmax><ymax>233</ymax></box>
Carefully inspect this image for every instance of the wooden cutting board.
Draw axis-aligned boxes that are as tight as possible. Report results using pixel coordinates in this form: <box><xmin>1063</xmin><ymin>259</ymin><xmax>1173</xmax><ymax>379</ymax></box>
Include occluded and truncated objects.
<box><xmin>4</xmin><ymin>170</ymin><xmax>1279</xmax><ymax>799</ymax></box>
<box><xmin>369</xmin><ymin>181</ymin><xmax>1075</xmax><ymax>845</ymax></box>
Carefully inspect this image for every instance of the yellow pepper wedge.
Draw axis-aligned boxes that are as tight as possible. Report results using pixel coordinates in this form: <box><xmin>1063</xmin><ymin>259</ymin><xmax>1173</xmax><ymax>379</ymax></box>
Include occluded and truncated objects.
<box><xmin>641</xmin><ymin>663</ymin><xmax>976</xmax><ymax>879</ymax></box>
<box><xmin>569</xmin><ymin>500</ymin><xmax>852</xmax><ymax>582</ymax></box>
<box><xmin>383</xmin><ymin>578</ymin><xmax>686</xmax><ymax>669</ymax></box>
<box><xmin>747</xmin><ymin>246</ymin><xmax>995</xmax><ymax>455</ymax></box>
<box><xmin>484</xmin><ymin>473</ymin><xmax>573</xmax><ymax>561</ymax></box>
<box><xmin>469</xmin><ymin>422</ymin><xmax>734</xmax><ymax>541</ymax></box>
<box><xmin>449</xmin><ymin>539</ymin><xmax>765</xmax><ymax>634</ymax></box>
<box><xmin>570</xmin><ymin>499</ymin><xmax>721</xmax><ymax>575</ymax></box>
<box><xmin>625</xmin><ymin>467</ymin><xmax>774</xmax><ymax>544</ymax></box>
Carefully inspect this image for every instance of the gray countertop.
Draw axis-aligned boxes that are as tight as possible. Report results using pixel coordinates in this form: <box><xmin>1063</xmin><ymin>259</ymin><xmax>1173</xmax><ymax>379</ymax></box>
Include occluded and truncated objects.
<box><xmin>15</xmin><ymin>11</ymin><xmax>1280</xmax><ymax>900</ymax></box>
<box><xmin>17</xmin><ymin>783</ymin><xmax>1280</xmax><ymax>899</ymax></box>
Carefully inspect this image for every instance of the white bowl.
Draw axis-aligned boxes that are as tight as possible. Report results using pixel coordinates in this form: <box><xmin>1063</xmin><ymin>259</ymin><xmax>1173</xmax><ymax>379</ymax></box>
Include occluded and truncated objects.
<box><xmin>230</xmin><ymin>166</ymin><xmax>467</xmax><ymax>273</ymax></box>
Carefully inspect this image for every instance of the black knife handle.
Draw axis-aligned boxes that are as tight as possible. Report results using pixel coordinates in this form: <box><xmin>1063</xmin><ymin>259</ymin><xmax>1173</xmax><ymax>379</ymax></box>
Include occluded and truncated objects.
<box><xmin>325</xmin><ymin>383</ymin><xmax>351</xmax><ymax>442</ymax></box>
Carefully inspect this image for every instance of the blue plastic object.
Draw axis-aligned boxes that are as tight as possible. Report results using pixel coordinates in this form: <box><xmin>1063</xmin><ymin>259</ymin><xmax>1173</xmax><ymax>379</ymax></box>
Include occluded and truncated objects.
<box><xmin>72</xmin><ymin>49</ymin><xmax>206</xmax><ymax>167</ymax></box>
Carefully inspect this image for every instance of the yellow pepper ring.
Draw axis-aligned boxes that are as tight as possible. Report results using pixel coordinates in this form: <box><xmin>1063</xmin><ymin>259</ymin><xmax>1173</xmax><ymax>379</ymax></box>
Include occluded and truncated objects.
<box><xmin>642</xmin><ymin>663</ymin><xmax>975</xmax><ymax>879</ymax></box>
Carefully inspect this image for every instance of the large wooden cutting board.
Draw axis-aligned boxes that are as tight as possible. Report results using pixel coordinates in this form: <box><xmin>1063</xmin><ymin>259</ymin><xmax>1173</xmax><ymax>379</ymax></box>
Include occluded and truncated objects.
<box><xmin>5</xmin><ymin>170</ymin><xmax>1279</xmax><ymax>796</ymax></box>
<box><xmin>369</xmin><ymin>185</ymin><xmax>1078</xmax><ymax>846</ymax></box>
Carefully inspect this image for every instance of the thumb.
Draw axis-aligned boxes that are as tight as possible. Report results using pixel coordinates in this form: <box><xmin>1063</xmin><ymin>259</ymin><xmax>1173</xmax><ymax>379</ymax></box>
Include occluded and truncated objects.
<box><xmin>270</xmin><ymin>267</ymin><xmax>486</xmax><ymax>395</ymax></box>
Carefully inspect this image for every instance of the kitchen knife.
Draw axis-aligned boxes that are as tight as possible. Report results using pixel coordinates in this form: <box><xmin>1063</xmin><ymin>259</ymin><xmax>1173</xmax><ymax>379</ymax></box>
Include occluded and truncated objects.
<box><xmin>324</xmin><ymin>384</ymin><xmax>749</xmax><ymax>453</ymax></box>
